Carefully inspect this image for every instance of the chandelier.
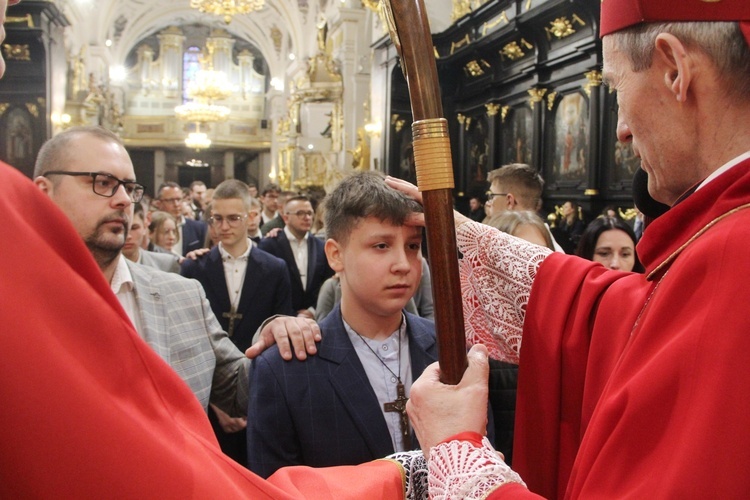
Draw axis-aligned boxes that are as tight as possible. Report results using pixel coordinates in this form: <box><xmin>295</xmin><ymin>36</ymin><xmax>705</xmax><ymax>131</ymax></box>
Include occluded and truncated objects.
<box><xmin>185</xmin><ymin>122</ymin><xmax>212</xmax><ymax>151</ymax></box>
<box><xmin>175</xmin><ymin>101</ymin><xmax>230</xmax><ymax>123</ymax></box>
<box><xmin>189</xmin><ymin>0</ymin><xmax>265</xmax><ymax>24</ymax></box>
<box><xmin>187</xmin><ymin>69</ymin><xmax>234</xmax><ymax>102</ymax></box>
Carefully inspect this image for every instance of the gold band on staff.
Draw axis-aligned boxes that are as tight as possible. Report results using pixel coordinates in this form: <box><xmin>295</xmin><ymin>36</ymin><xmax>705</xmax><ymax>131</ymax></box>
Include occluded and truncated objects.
<box><xmin>413</xmin><ymin>118</ymin><xmax>454</xmax><ymax>192</ymax></box>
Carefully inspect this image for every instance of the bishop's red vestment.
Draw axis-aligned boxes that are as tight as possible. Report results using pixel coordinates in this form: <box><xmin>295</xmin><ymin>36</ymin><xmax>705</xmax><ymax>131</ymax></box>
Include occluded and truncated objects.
<box><xmin>459</xmin><ymin>156</ymin><xmax>750</xmax><ymax>498</ymax></box>
<box><xmin>0</xmin><ymin>163</ymin><xmax>406</xmax><ymax>498</ymax></box>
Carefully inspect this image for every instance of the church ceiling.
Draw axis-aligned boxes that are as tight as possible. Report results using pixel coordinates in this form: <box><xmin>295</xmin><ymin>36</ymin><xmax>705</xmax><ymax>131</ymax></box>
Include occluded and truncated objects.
<box><xmin>56</xmin><ymin>0</ymin><xmax>453</xmax><ymax>82</ymax></box>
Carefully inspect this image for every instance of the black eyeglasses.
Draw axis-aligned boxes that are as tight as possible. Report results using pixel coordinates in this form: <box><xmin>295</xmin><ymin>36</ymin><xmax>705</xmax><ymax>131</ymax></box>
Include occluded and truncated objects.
<box><xmin>286</xmin><ymin>210</ymin><xmax>314</xmax><ymax>218</ymax></box>
<box><xmin>485</xmin><ymin>191</ymin><xmax>509</xmax><ymax>201</ymax></box>
<box><xmin>43</xmin><ymin>171</ymin><xmax>145</xmax><ymax>203</ymax></box>
<box><xmin>208</xmin><ymin>214</ymin><xmax>247</xmax><ymax>227</ymax></box>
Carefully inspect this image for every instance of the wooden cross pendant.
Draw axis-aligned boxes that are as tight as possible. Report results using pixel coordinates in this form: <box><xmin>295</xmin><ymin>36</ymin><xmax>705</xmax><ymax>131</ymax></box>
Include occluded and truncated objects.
<box><xmin>222</xmin><ymin>308</ymin><xmax>243</xmax><ymax>337</ymax></box>
<box><xmin>383</xmin><ymin>381</ymin><xmax>412</xmax><ymax>450</ymax></box>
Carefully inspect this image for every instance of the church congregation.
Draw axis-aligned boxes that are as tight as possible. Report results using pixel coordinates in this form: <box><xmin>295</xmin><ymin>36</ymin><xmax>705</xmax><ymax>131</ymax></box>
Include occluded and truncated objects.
<box><xmin>2</xmin><ymin>0</ymin><xmax>750</xmax><ymax>498</ymax></box>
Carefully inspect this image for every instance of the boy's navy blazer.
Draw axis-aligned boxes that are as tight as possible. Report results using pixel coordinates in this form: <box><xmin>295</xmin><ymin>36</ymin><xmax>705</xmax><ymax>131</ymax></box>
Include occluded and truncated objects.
<box><xmin>180</xmin><ymin>245</ymin><xmax>294</xmax><ymax>352</ymax></box>
<box><xmin>247</xmin><ymin>305</ymin><xmax>437</xmax><ymax>478</ymax></box>
<box><xmin>257</xmin><ymin>231</ymin><xmax>334</xmax><ymax>311</ymax></box>
<box><xmin>181</xmin><ymin>218</ymin><xmax>208</xmax><ymax>255</ymax></box>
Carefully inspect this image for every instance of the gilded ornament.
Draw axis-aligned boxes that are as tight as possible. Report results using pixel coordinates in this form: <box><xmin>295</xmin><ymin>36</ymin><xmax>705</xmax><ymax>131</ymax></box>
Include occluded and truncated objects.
<box><xmin>451</xmin><ymin>0</ymin><xmax>472</xmax><ymax>22</ymax></box>
<box><xmin>501</xmin><ymin>41</ymin><xmax>525</xmax><ymax>61</ymax></box>
<box><xmin>5</xmin><ymin>14</ymin><xmax>34</xmax><ymax>28</ymax></box>
<box><xmin>0</xmin><ymin>103</ymin><xmax>9</xmax><ymax>116</ymax></box>
<box><xmin>3</xmin><ymin>44</ymin><xmax>30</xmax><ymax>61</ymax></box>
<box><xmin>270</xmin><ymin>26</ymin><xmax>282</xmax><ymax>54</ymax></box>
<box><xmin>392</xmin><ymin>114</ymin><xmax>406</xmax><ymax>133</ymax></box>
<box><xmin>546</xmin><ymin>17</ymin><xmax>575</xmax><ymax>39</ymax></box>
<box><xmin>450</xmin><ymin>34</ymin><xmax>471</xmax><ymax>55</ymax></box>
<box><xmin>25</xmin><ymin>103</ymin><xmax>39</xmax><ymax>118</ymax></box>
<box><xmin>361</xmin><ymin>0</ymin><xmax>380</xmax><ymax>12</ymax></box>
<box><xmin>485</xmin><ymin>103</ymin><xmax>500</xmax><ymax>117</ymax></box>
<box><xmin>481</xmin><ymin>11</ymin><xmax>509</xmax><ymax>36</ymax></box>
<box><xmin>464</xmin><ymin>60</ymin><xmax>490</xmax><ymax>77</ymax></box>
<box><xmin>527</xmin><ymin>88</ymin><xmax>547</xmax><ymax>110</ymax></box>
<box><xmin>501</xmin><ymin>105</ymin><xmax>509</xmax><ymax>123</ymax></box>
<box><xmin>547</xmin><ymin>91</ymin><xmax>557</xmax><ymax>111</ymax></box>
<box><xmin>584</xmin><ymin>69</ymin><xmax>603</xmax><ymax>96</ymax></box>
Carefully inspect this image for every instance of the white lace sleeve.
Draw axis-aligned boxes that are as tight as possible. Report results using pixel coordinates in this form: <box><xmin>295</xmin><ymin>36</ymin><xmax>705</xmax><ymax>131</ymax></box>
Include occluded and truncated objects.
<box><xmin>429</xmin><ymin>436</ymin><xmax>526</xmax><ymax>499</ymax></box>
<box><xmin>384</xmin><ymin>450</ymin><xmax>429</xmax><ymax>500</ymax></box>
<box><xmin>457</xmin><ymin>221</ymin><xmax>552</xmax><ymax>364</ymax></box>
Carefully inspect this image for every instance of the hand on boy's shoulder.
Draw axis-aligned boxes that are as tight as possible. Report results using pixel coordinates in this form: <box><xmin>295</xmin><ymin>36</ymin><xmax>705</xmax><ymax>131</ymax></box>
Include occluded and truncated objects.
<box><xmin>246</xmin><ymin>315</ymin><xmax>322</xmax><ymax>361</ymax></box>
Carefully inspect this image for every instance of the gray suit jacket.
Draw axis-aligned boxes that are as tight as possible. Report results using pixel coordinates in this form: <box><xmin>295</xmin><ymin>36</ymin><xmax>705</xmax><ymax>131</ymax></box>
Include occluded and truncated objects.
<box><xmin>139</xmin><ymin>249</ymin><xmax>180</xmax><ymax>273</ymax></box>
<box><xmin>127</xmin><ymin>260</ymin><xmax>250</xmax><ymax>416</ymax></box>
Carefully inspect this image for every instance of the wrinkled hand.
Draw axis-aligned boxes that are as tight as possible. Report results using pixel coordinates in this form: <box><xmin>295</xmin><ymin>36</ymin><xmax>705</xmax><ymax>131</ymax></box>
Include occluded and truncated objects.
<box><xmin>385</xmin><ymin>175</ymin><xmax>471</xmax><ymax>229</ymax></box>
<box><xmin>407</xmin><ymin>344</ymin><xmax>490</xmax><ymax>459</ymax></box>
<box><xmin>211</xmin><ymin>404</ymin><xmax>247</xmax><ymax>434</ymax></box>
<box><xmin>245</xmin><ymin>315</ymin><xmax>321</xmax><ymax>361</ymax></box>
<box><xmin>184</xmin><ymin>247</ymin><xmax>211</xmax><ymax>261</ymax></box>
<box><xmin>384</xmin><ymin>176</ymin><xmax>425</xmax><ymax>227</ymax></box>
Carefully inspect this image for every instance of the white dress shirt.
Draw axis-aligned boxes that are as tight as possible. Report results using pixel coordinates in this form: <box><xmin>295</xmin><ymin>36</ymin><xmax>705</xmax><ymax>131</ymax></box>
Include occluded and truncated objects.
<box><xmin>344</xmin><ymin>316</ymin><xmax>412</xmax><ymax>452</ymax></box>
<box><xmin>284</xmin><ymin>226</ymin><xmax>309</xmax><ymax>291</ymax></box>
<box><xmin>218</xmin><ymin>239</ymin><xmax>252</xmax><ymax>308</ymax></box>
<box><xmin>111</xmin><ymin>255</ymin><xmax>143</xmax><ymax>335</ymax></box>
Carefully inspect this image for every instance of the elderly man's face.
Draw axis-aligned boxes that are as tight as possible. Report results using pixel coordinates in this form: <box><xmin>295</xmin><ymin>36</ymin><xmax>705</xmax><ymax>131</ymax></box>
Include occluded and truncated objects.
<box><xmin>602</xmin><ymin>36</ymin><xmax>699</xmax><ymax>206</ymax></box>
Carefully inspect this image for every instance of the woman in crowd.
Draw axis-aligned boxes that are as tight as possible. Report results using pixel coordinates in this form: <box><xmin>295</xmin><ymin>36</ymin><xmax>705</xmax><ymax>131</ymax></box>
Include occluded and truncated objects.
<box><xmin>576</xmin><ymin>216</ymin><xmax>643</xmax><ymax>273</ymax></box>
<box><xmin>553</xmin><ymin>200</ymin><xmax>586</xmax><ymax>253</ymax></box>
<box><xmin>148</xmin><ymin>210</ymin><xmax>180</xmax><ymax>256</ymax></box>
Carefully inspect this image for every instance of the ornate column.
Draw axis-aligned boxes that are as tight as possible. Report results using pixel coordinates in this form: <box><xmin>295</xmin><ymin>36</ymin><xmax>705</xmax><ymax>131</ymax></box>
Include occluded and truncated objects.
<box><xmin>528</xmin><ymin>88</ymin><xmax>547</xmax><ymax>170</ymax></box>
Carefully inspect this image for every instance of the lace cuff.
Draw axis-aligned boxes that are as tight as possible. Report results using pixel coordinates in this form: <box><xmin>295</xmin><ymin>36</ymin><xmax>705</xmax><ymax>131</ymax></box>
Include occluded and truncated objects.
<box><xmin>457</xmin><ymin>221</ymin><xmax>552</xmax><ymax>363</ymax></box>
<box><xmin>428</xmin><ymin>434</ymin><xmax>526</xmax><ymax>499</ymax></box>
<box><xmin>384</xmin><ymin>450</ymin><xmax>429</xmax><ymax>500</ymax></box>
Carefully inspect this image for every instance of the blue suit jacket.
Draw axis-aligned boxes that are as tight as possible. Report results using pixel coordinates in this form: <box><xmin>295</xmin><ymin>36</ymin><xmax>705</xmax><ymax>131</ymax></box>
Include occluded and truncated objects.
<box><xmin>258</xmin><ymin>231</ymin><xmax>334</xmax><ymax>312</ymax></box>
<box><xmin>247</xmin><ymin>306</ymin><xmax>437</xmax><ymax>478</ymax></box>
<box><xmin>180</xmin><ymin>246</ymin><xmax>295</xmax><ymax>352</ymax></box>
<box><xmin>181</xmin><ymin>218</ymin><xmax>207</xmax><ymax>255</ymax></box>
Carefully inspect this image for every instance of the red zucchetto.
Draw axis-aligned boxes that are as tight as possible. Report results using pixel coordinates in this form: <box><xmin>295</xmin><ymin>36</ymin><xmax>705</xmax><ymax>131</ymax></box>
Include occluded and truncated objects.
<box><xmin>600</xmin><ymin>0</ymin><xmax>750</xmax><ymax>45</ymax></box>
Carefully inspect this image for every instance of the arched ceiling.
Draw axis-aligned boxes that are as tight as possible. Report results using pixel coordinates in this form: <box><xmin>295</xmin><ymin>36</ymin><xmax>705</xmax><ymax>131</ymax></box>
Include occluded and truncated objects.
<box><xmin>58</xmin><ymin>0</ymin><xmax>454</xmax><ymax>83</ymax></box>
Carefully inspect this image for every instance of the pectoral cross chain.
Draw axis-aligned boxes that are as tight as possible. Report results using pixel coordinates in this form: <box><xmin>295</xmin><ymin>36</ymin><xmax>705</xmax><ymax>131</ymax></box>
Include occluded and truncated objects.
<box><xmin>384</xmin><ymin>381</ymin><xmax>412</xmax><ymax>449</ymax></box>
<box><xmin>222</xmin><ymin>308</ymin><xmax>243</xmax><ymax>337</ymax></box>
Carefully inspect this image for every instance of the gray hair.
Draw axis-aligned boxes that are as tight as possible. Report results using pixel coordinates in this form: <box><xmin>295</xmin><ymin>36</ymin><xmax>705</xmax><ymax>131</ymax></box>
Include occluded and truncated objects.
<box><xmin>610</xmin><ymin>21</ymin><xmax>750</xmax><ymax>100</ymax></box>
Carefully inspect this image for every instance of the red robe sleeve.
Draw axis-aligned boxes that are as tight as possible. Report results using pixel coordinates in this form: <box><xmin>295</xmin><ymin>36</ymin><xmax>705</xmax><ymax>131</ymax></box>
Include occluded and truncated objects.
<box><xmin>0</xmin><ymin>163</ymin><xmax>405</xmax><ymax>498</ymax></box>
<box><xmin>515</xmin><ymin>177</ymin><xmax>750</xmax><ymax>499</ymax></box>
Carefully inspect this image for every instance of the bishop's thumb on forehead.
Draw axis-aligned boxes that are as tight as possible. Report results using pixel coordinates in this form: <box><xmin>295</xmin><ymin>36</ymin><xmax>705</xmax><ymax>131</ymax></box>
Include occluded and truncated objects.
<box><xmin>632</xmin><ymin>168</ymin><xmax>670</xmax><ymax>219</ymax></box>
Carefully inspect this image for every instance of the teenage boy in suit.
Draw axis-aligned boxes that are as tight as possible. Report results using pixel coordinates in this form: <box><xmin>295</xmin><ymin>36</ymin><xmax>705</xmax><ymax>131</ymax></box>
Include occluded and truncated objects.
<box><xmin>181</xmin><ymin>178</ymin><xmax>295</xmax><ymax>465</ymax></box>
<box><xmin>247</xmin><ymin>171</ymin><xmax>437</xmax><ymax>477</ymax></box>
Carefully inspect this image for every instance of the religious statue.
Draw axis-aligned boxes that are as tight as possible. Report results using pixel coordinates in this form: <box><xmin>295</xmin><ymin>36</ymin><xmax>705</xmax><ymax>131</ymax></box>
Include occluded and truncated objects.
<box><xmin>348</xmin><ymin>128</ymin><xmax>370</xmax><ymax>170</ymax></box>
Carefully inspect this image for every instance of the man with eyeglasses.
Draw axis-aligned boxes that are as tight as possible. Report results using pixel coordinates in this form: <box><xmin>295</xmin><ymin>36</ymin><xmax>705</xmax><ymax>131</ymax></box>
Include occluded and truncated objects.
<box><xmin>259</xmin><ymin>195</ymin><xmax>334</xmax><ymax>319</ymax></box>
<box><xmin>154</xmin><ymin>181</ymin><xmax>207</xmax><ymax>256</ymax></box>
<box><xmin>32</xmin><ymin>126</ymin><xmax>307</xmax><ymax>435</ymax></box>
<box><xmin>181</xmin><ymin>179</ymin><xmax>294</xmax><ymax>465</ymax></box>
<box><xmin>486</xmin><ymin>163</ymin><xmax>564</xmax><ymax>252</ymax></box>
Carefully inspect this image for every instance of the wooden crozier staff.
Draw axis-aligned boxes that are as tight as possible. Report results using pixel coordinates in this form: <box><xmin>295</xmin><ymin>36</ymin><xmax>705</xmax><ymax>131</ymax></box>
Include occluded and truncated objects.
<box><xmin>381</xmin><ymin>0</ymin><xmax>467</xmax><ymax>384</ymax></box>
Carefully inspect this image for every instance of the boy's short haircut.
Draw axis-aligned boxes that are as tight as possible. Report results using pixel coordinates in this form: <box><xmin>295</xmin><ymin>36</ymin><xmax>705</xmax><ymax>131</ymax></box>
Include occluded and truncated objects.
<box><xmin>213</xmin><ymin>179</ymin><xmax>252</xmax><ymax>211</ymax></box>
<box><xmin>248</xmin><ymin>196</ymin><xmax>261</xmax><ymax>211</ymax></box>
<box><xmin>284</xmin><ymin>194</ymin><xmax>310</xmax><ymax>210</ymax></box>
<box><xmin>261</xmin><ymin>183</ymin><xmax>281</xmax><ymax>196</ymax></box>
<box><xmin>324</xmin><ymin>171</ymin><xmax>423</xmax><ymax>244</ymax></box>
<box><xmin>487</xmin><ymin>163</ymin><xmax>544</xmax><ymax>209</ymax></box>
